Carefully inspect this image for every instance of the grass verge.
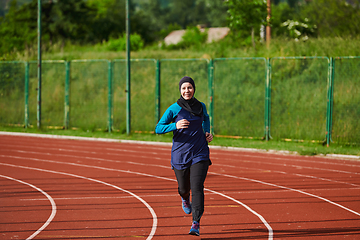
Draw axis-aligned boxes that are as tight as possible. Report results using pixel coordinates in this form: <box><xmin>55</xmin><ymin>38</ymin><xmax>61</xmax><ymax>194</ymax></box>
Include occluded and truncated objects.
<box><xmin>1</xmin><ymin>126</ymin><xmax>359</xmax><ymax>158</ymax></box>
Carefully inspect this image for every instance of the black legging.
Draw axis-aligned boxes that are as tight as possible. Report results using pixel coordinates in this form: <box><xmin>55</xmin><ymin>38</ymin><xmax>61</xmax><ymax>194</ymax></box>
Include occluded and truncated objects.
<box><xmin>173</xmin><ymin>160</ymin><xmax>210</xmax><ymax>223</ymax></box>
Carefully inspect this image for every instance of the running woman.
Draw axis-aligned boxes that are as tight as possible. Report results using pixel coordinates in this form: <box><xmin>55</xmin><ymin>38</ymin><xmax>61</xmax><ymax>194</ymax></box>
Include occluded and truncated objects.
<box><xmin>155</xmin><ymin>76</ymin><xmax>213</xmax><ymax>236</ymax></box>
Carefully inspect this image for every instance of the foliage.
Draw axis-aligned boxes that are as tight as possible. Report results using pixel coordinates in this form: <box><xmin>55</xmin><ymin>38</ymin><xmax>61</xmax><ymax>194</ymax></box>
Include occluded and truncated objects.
<box><xmin>299</xmin><ymin>0</ymin><xmax>360</xmax><ymax>37</ymax></box>
<box><xmin>0</xmin><ymin>0</ymin><xmax>360</xmax><ymax>57</ymax></box>
<box><xmin>0</xmin><ymin>0</ymin><xmax>95</xmax><ymax>55</ymax></box>
<box><xmin>0</xmin><ymin>0</ymin><xmax>39</xmax><ymax>55</ymax></box>
<box><xmin>225</xmin><ymin>0</ymin><xmax>267</xmax><ymax>35</ymax></box>
<box><xmin>106</xmin><ymin>33</ymin><xmax>144</xmax><ymax>51</ymax></box>
<box><xmin>270</xmin><ymin>2</ymin><xmax>297</xmax><ymax>37</ymax></box>
<box><xmin>281</xmin><ymin>18</ymin><xmax>317</xmax><ymax>41</ymax></box>
<box><xmin>48</xmin><ymin>0</ymin><xmax>95</xmax><ymax>44</ymax></box>
<box><xmin>225</xmin><ymin>0</ymin><xmax>267</xmax><ymax>47</ymax></box>
<box><xmin>162</xmin><ymin>0</ymin><xmax>226</xmax><ymax>29</ymax></box>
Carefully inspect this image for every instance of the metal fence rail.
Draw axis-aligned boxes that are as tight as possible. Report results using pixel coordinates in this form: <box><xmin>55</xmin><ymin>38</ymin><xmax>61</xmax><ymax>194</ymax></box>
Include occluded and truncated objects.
<box><xmin>1</xmin><ymin>56</ymin><xmax>359</xmax><ymax>145</ymax></box>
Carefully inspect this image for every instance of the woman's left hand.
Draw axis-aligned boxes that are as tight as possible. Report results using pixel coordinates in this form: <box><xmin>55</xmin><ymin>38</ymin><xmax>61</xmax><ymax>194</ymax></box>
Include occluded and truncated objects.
<box><xmin>205</xmin><ymin>132</ymin><xmax>213</xmax><ymax>143</ymax></box>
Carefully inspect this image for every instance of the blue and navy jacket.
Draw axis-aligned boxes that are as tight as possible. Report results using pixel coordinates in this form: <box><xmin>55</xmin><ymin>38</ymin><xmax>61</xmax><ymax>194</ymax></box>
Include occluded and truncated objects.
<box><xmin>155</xmin><ymin>102</ymin><xmax>210</xmax><ymax>170</ymax></box>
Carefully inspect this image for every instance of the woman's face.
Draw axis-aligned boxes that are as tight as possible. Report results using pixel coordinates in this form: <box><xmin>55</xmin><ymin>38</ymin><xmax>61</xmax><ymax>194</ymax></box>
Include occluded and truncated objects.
<box><xmin>180</xmin><ymin>82</ymin><xmax>194</xmax><ymax>100</ymax></box>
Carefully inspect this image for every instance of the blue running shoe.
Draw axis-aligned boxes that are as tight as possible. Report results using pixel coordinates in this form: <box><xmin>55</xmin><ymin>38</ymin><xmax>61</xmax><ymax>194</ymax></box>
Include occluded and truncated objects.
<box><xmin>189</xmin><ymin>221</ymin><xmax>200</xmax><ymax>236</ymax></box>
<box><xmin>181</xmin><ymin>197</ymin><xmax>192</xmax><ymax>214</ymax></box>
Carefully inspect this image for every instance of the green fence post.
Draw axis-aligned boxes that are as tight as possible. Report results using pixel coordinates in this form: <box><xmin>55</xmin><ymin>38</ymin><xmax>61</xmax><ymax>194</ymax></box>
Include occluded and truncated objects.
<box><xmin>208</xmin><ymin>59</ymin><xmax>214</xmax><ymax>134</ymax></box>
<box><xmin>108</xmin><ymin>60</ymin><xmax>113</xmax><ymax>133</ymax></box>
<box><xmin>265</xmin><ymin>58</ymin><xmax>271</xmax><ymax>141</ymax></box>
<box><xmin>64</xmin><ymin>61</ymin><xmax>70</xmax><ymax>130</ymax></box>
<box><xmin>155</xmin><ymin>60</ymin><xmax>161</xmax><ymax>126</ymax></box>
<box><xmin>326</xmin><ymin>57</ymin><xmax>334</xmax><ymax>146</ymax></box>
<box><xmin>330</xmin><ymin>57</ymin><xmax>335</xmax><ymax>143</ymax></box>
<box><xmin>126</xmin><ymin>0</ymin><xmax>131</xmax><ymax>135</ymax></box>
<box><xmin>24</xmin><ymin>61</ymin><xmax>29</xmax><ymax>128</ymax></box>
<box><xmin>37</xmin><ymin>0</ymin><xmax>42</xmax><ymax>129</ymax></box>
<box><xmin>126</xmin><ymin>59</ymin><xmax>131</xmax><ymax>135</ymax></box>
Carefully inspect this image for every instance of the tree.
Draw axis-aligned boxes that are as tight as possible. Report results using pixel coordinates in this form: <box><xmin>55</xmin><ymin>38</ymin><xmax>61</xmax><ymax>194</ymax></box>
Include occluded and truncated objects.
<box><xmin>0</xmin><ymin>0</ymin><xmax>39</xmax><ymax>56</ymax></box>
<box><xmin>48</xmin><ymin>0</ymin><xmax>95</xmax><ymax>45</ymax></box>
<box><xmin>200</xmin><ymin>0</ymin><xmax>228</xmax><ymax>27</ymax></box>
<box><xmin>85</xmin><ymin>0</ymin><xmax>126</xmax><ymax>42</ymax></box>
<box><xmin>225</xmin><ymin>0</ymin><xmax>267</xmax><ymax>48</ymax></box>
<box><xmin>300</xmin><ymin>0</ymin><xmax>360</xmax><ymax>37</ymax></box>
<box><xmin>271</xmin><ymin>2</ymin><xmax>296</xmax><ymax>37</ymax></box>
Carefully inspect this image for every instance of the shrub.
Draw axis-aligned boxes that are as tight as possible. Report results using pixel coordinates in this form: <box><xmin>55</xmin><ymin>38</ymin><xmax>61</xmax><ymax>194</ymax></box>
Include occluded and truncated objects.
<box><xmin>281</xmin><ymin>18</ymin><xmax>317</xmax><ymax>41</ymax></box>
<box><xmin>106</xmin><ymin>33</ymin><xmax>144</xmax><ymax>51</ymax></box>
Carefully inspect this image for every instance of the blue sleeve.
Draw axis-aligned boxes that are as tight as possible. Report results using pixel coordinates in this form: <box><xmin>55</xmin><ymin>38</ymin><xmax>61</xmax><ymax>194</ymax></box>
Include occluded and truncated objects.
<box><xmin>155</xmin><ymin>103</ymin><xmax>181</xmax><ymax>134</ymax></box>
<box><xmin>202</xmin><ymin>103</ymin><xmax>210</xmax><ymax>133</ymax></box>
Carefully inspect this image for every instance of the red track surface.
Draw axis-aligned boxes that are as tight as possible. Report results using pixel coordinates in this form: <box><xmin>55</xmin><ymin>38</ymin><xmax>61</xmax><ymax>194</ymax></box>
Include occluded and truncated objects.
<box><xmin>0</xmin><ymin>133</ymin><xmax>359</xmax><ymax>240</ymax></box>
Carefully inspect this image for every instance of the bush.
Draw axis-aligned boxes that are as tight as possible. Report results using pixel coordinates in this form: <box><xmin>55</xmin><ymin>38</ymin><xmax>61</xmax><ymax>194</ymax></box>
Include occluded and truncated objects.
<box><xmin>106</xmin><ymin>33</ymin><xmax>144</xmax><ymax>51</ymax></box>
<box><xmin>281</xmin><ymin>18</ymin><xmax>317</xmax><ymax>41</ymax></box>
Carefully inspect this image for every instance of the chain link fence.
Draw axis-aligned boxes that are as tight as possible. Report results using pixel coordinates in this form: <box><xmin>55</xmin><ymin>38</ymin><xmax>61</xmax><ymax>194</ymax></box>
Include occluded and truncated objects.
<box><xmin>270</xmin><ymin>57</ymin><xmax>329</xmax><ymax>141</ymax></box>
<box><xmin>0</xmin><ymin>62</ymin><xmax>25</xmax><ymax>126</ymax></box>
<box><xmin>213</xmin><ymin>58</ymin><xmax>267</xmax><ymax>138</ymax></box>
<box><xmin>332</xmin><ymin>57</ymin><xmax>360</xmax><ymax>144</ymax></box>
<box><xmin>0</xmin><ymin>57</ymin><xmax>359</xmax><ymax>145</ymax></box>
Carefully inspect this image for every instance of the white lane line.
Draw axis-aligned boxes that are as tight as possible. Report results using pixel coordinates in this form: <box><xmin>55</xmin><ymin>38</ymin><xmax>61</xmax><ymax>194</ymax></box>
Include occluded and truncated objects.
<box><xmin>8</xmin><ymin>149</ymin><xmax>360</xmax><ymax>188</ymax></box>
<box><xmin>7</xmin><ymin>152</ymin><xmax>360</xmax><ymax>227</ymax></box>
<box><xmin>210</xmin><ymin>151</ymin><xmax>360</xmax><ymax>167</ymax></box>
<box><xmin>0</xmin><ymin>155</ymin><xmax>274</xmax><ymax>240</ymax></box>
<box><xmin>21</xmin><ymin>194</ymin><xmax>180</xmax><ymax>201</ymax></box>
<box><xmin>3</xmin><ymin>151</ymin><xmax>359</xmax><ymax>206</ymax></box>
<box><xmin>5</xmin><ymin>147</ymin><xmax>360</xmax><ymax>177</ymax></box>
<box><xmin>1</xmin><ymin>131</ymin><xmax>359</xmax><ymax>161</ymax></box>
<box><xmin>210</xmin><ymin>155</ymin><xmax>359</xmax><ymax>175</ymax></box>
<box><xmin>205</xmin><ymin>188</ymin><xmax>273</xmax><ymax>239</ymax></box>
<box><xmin>4</xmin><ymin>149</ymin><xmax>360</xmax><ymax>238</ymax></box>
<box><xmin>11</xmin><ymin>149</ymin><xmax>169</xmax><ymax>168</ymax></box>
<box><xmin>19</xmin><ymin>144</ymin><xmax>360</xmax><ymax>174</ymax></box>
<box><xmin>0</xmin><ymin>174</ymin><xmax>57</xmax><ymax>240</ymax></box>
<box><xmin>19</xmin><ymin>187</ymin><xmax>360</xmax><ymax>202</ymax></box>
<box><xmin>2</xmin><ymin>143</ymin><xmax>359</xmax><ymax>176</ymax></box>
<box><xmin>0</xmin><ymin>163</ymin><xmax>157</xmax><ymax>240</ymax></box>
<box><xmin>210</xmin><ymin>171</ymin><xmax>360</xmax><ymax>217</ymax></box>
<box><xmin>213</xmin><ymin>163</ymin><xmax>360</xmax><ymax>187</ymax></box>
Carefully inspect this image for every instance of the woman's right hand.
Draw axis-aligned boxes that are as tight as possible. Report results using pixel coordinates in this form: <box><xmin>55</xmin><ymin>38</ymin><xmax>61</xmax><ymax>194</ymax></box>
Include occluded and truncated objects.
<box><xmin>176</xmin><ymin>119</ymin><xmax>190</xmax><ymax>129</ymax></box>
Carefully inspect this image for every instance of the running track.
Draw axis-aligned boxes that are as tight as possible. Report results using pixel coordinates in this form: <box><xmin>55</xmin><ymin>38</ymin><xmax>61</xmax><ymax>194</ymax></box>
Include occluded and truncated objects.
<box><xmin>0</xmin><ymin>132</ymin><xmax>359</xmax><ymax>239</ymax></box>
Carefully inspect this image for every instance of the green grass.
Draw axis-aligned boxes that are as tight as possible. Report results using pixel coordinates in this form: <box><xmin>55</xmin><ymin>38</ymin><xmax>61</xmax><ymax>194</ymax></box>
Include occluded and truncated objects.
<box><xmin>12</xmin><ymin>36</ymin><xmax>360</xmax><ymax>62</ymax></box>
<box><xmin>1</xmin><ymin>125</ymin><xmax>359</xmax><ymax>157</ymax></box>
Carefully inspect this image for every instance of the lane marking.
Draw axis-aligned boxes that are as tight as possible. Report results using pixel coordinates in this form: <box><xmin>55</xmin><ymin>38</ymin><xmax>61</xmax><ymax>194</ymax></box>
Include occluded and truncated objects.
<box><xmin>1</xmin><ymin>131</ymin><xmax>359</xmax><ymax>161</ymax></box>
<box><xmin>4</xmin><ymin>150</ymin><xmax>360</xmax><ymax>215</ymax></box>
<box><xmin>3</xmin><ymin>148</ymin><xmax>360</xmax><ymax>239</ymax></box>
<box><xmin>0</xmin><ymin>155</ymin><xmax>274</xmax><ymax>240</ymax></box>
<box><xmin>210</xmin><ymin>155</ymin><xmax>359</xmax><ymax>175</ymax></box>
<box><xmin>7</xmin><ymin>149</ymin><xmax>360</xmax><ymax>188</ymax></box>
<box><xmin>19</xmin><ymin>187</ymin><xmax>360</xmax><ymax>202</ymax></box>
<box><xmin>214</xmin><ymin>163</ymin><xmax>360</xmax><ymax>187</ymax></box>
<box><xmin>0</xmin><ymin>174</ymin><xmax>57</xmax><ymax>240</ymax></box>
<box><xmin>210</xmin><ymin>171</ymin><xmax>360</xmax><ymax>217</ymax></box>
<box><xmin>3</xmin><ymin>144</ymin><xmax>359</xmax><ymax>175</ymax></box>
<box><xmin>210</xmin><ymin>151</ymin><xmax>360</xmax><ymax>167</ymax></box>
<box><xmin>206</xmin><ymin>188</ymin><xmax>273</xmax><ymax>239</ymax></box>
<box><xmin>0</xmin><ymin>163</ymin><xmax>157</xmax><ymax>240</ymax></box>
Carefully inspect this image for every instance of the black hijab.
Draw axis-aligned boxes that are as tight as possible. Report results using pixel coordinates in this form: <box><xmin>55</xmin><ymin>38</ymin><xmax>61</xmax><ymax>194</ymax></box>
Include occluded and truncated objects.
<box><xmin>177</xmin><ymin>76</ymin><xmax>203</xmax><ymax>117</ymax></box>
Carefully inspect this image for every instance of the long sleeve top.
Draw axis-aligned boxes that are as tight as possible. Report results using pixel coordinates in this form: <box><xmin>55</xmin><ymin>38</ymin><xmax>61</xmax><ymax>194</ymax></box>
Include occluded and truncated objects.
<box><xmin>155</xmin><ymin>102</ymin><xmax>210</xmax><ymax>170</ymax></box>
